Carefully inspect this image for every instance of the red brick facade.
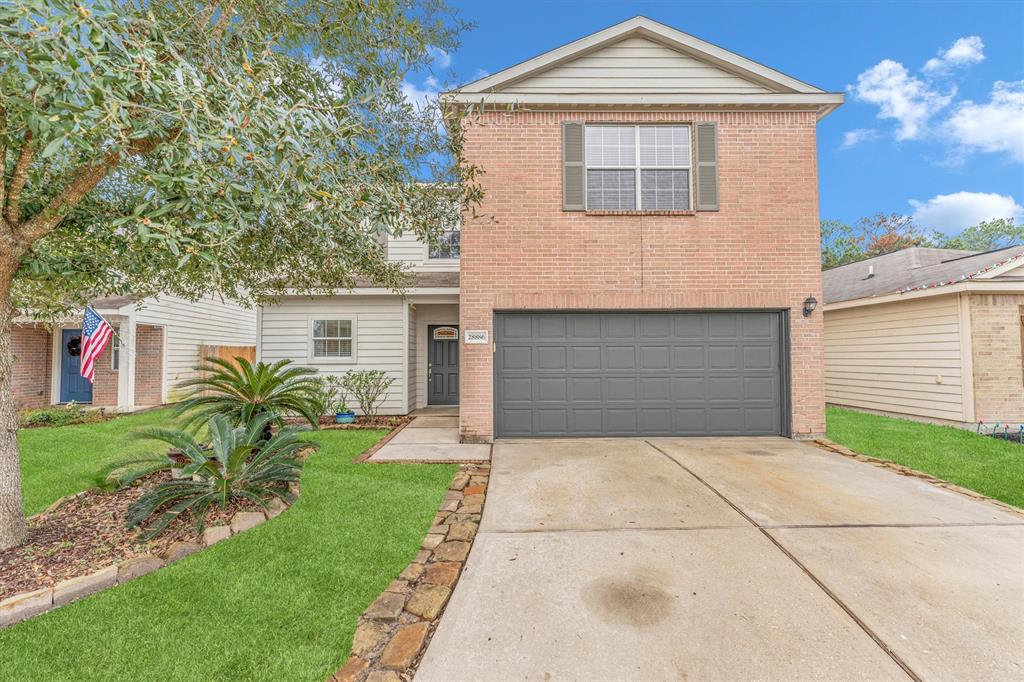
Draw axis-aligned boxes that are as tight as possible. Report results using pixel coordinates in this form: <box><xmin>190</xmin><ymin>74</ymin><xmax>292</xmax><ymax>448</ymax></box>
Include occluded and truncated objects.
<box><xmin>12</xmin><ymin>325</ymin><xmax>52</xmax><ymax>409</ymax></box>
<box><xmin>458</xmin><ymin>110</ymin><xmax>826</xmax><ymax>441</ymax></box>
<box><xmin>134</xmin><ymin>324</ymin><xmax>164</xmax><ymax>406</ymax></box>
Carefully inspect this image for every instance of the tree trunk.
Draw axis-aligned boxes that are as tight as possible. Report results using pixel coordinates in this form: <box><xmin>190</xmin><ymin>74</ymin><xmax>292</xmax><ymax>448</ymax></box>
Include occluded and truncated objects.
<box><xmin>0</xmin><ymin>263</ymin><xmax>27</xmax><ymax>550</ymax></box>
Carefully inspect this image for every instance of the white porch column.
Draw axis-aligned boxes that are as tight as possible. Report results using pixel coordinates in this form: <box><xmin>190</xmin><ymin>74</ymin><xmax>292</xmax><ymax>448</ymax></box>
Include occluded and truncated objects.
<box><xmin>117</xmin><ymin>313</ymin><xmax>137</xmax><ymax>412</ymax></box>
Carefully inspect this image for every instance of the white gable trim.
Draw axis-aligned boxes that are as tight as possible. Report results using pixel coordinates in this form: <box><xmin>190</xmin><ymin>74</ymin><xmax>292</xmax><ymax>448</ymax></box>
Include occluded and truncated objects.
<box><xmin>455</xmin><ymin>16</ymin><xmax>827</xmax><ymax>97</ymax></box>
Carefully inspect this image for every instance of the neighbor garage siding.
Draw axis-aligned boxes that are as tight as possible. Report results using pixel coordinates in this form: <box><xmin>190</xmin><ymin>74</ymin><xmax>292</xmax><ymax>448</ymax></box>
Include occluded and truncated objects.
<box><xmin>259</xmin><ymin>296</ymin><xmax>406</xmax><ymax>414</ymax></box>
<box><xmin>824</xmin><ymin>294</ymin><xmax>967</xmax><ymax>422</ymax></box>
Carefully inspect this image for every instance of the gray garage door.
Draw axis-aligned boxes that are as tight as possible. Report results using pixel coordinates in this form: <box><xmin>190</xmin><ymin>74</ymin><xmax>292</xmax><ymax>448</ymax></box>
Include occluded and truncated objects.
<box><xmin>494</xmin><ymin>311</ymin><xmax>786</xmax><ymax>438</ymax></box>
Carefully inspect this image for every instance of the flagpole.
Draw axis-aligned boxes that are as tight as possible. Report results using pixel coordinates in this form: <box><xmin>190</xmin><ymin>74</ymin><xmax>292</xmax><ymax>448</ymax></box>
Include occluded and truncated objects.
<box><xmin>85</xmin><ymin>305</ymin><xmax>136</xmax><ymax>360</ymax></box>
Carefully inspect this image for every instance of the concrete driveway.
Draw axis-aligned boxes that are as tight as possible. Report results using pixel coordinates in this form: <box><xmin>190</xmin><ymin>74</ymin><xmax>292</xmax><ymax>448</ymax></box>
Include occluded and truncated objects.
<box><xmin>416</xmin><ymin>437</ymin><xmax>1024</xmax><ymax>681</ymax></box>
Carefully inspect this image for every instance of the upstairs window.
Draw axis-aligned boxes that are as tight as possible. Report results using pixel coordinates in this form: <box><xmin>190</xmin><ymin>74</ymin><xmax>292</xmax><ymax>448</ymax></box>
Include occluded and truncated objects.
<box><xmin>311</xmin><ymin>319</ymin><xmax>354</xmax><ymax>359</ymax></box>
<box><xmin>584</xmin><ymin>125</ymin><xmax>691</xmax><ymax>211</ymax></box>
<box><xmin>428</xmin><ymin>229</ymin><xmax>461</xmax><ymax>260</ymax></box>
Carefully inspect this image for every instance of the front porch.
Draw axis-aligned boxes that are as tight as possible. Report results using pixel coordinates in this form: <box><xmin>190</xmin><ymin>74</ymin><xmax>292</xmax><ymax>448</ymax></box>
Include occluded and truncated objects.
<box><xmin>13</xmin><ymin>312</ymin><xmax>165</xmax><ymax>412</ymax></box>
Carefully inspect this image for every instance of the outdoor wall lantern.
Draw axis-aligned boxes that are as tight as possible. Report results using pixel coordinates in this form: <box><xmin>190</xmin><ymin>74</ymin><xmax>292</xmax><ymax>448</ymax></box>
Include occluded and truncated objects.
<box><xmin>802</xmin><ymin>295</ymin><xmax>818</xmax><ymax>317</ymax></box>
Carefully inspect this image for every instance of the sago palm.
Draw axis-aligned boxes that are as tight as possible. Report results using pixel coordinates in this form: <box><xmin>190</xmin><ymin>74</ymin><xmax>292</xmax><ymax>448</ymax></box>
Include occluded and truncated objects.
<box><xmin>115</xmin><ymin>413</ymin><xmax>314</xmax><ymax>540</ymax></box>
<box><xmin>175</xmin><ymin>357</ymin><xmax>322</xmax><ymax>435</ymax></box>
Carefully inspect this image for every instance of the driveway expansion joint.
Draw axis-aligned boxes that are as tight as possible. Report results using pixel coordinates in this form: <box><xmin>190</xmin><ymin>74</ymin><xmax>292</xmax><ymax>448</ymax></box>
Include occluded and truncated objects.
<box><xmin>644</xmin><ymin>440</ymin><xmax>922</xmax><ymax>682</ymax></box>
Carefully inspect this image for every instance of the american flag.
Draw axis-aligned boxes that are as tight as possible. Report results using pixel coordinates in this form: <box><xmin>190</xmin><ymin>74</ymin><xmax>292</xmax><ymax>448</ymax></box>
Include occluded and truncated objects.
<box><xmin>81</xmin><ymin>306</ymin><xmax>114</xmax><ymax>384</ymax></box>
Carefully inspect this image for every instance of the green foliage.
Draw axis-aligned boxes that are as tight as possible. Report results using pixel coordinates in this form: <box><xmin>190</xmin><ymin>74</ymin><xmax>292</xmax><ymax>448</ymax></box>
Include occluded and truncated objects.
<box><xmin>116</xmin><ymin>413</ymin><xmax>313</xmax><ymax>540</ymax></box>
<box><xmin>18</xmin><ymin>402</ymin><xmax>106</xmax><ymax>428</ymax></box>
<box><xmin>0</xmin><ymin>0</ymin><xmax>480</xmax><ymax>316</ymax></box>
<box><xmin>175</xmin><ymin>357</ymin><xmax>322</xmax><ymax>433</ymax></box>
<box><xmin>823</xmin><ymin>216</ymin><xmax>1023</xmax><ymax>270</ymax></box>
<box><xmin>934</xmin><ymin>218</ymin><xmax>1023</xmax><ymax>252</ymax></box>
<box><xmin>309</xmin><ymin>374</ymin><xmax>350</xmax><ymax>416</ymax></box>
<box><xmin>342</xmin><ymin>370</ymin><xmax>395</xmax><ymax>417</ymax></box>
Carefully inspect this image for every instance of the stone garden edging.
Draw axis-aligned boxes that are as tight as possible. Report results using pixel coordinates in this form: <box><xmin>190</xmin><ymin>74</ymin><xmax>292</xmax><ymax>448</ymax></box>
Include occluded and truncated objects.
<box><xmin>0</xmin><ymin>484</ymin><xmax>297</xmax><ymax>628</ymax></box>
<box><xmin>332</xmin><ymin>462</ymin><xmax>490</xmax><ymax>682</ymax></box>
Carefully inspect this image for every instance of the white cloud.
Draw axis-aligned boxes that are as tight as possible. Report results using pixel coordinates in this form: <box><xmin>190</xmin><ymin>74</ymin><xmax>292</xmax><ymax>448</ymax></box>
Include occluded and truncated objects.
<box><xmin>427</xmin><ymin>47</ymin><xmax>451</xmax><ymax>69</ymax></box>
<box><xmin>840</xmin><ymin>128</ymin><xmax>880</xmax><ymax>149</ymax></box>
<box><xmin>923</xmin><ymin>36</ymin><xmax>985</xmax><ymax>73</ymax></box>
<box><xmin>851</xmin><ymin>59</ymin><xmax>953</xmax><ymax>140</ymax></box>
<box><xmin>401</xmin><ymin>77</ymin><xmax>440</xmax><ymax>110</ymax></box>
<box><xmin>909</xmin><ymin>191</ymin><xmax>1024</xmax><ymax>233</ymax></box>
<box><xmin>946</xmin><ymin>80</ymin><xmax>1024</xmax><ymax>162</ymax></box>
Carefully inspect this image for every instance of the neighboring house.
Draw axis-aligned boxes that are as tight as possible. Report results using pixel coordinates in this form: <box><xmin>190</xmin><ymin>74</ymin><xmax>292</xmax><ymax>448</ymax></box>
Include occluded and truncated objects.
<box><xmin>14</xmin><ymin>294</ymin><xmax>258</xmax><ymax>412</ymax></box>
<box><xmin>258</xmin><ymin>16</ymin><xmax>843</xmax><ymax>440</ymax></box>
<box><xmin>823</xmin><ymin>246</ymin><xmax>1024</xmax><ymax>426</ymax></box>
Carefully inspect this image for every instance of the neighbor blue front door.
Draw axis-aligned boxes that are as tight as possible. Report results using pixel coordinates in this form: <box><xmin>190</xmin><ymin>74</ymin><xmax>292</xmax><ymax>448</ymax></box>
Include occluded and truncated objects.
<box><xmin>60</xmin><ymin>328</ymin><xmax>92</xmax><ymax>403</ymax></box>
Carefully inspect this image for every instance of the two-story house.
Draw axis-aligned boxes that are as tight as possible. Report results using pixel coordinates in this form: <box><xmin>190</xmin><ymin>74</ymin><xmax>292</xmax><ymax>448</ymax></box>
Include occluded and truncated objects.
<box><xmin>257</xmin><ymin>16</ymin><xmax>842</xmax><ymax>440</ymax></box>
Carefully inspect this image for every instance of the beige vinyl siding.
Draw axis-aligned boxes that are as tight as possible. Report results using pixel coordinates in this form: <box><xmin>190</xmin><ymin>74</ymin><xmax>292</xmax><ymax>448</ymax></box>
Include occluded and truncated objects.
<box><xmin>386</xmin><ymin>233</ymin><xmax>459</xmax><ymax>272</ymax></box>
<box><xmin>502</xmin><ymin>37</ymin><xmax>770</xmax><ymax>94</ymax></box>
<box><xmin>258</xmin><ymin>296</ymin><xmax>406</xmax><ymax>414</ymax></box>
<box><xmin>132</xmin><ymin>294</ymin><xmax>257</xmax><ymax>402</ymax></box>
<box><xmin>824</xmin><ymin>294</ymin><xmax>967</xmax><ymax>421</ymax></box>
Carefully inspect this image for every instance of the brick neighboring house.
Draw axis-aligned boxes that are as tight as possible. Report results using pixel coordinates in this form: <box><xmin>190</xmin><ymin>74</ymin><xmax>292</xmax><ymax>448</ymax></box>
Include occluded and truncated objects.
<box><xmin>258</xmin><ymin>17</ymin><xmax>842</xmax><ymax>440</ymax></box>
<box><xmin>823</xmin><ymin>246</ymin><xmax>1024</xmax><ymax>427</ymax></box>
<box><xmin>14</xmin><ymin>294</ymin><xmax>257</xmax><ymax>412</ymax></box>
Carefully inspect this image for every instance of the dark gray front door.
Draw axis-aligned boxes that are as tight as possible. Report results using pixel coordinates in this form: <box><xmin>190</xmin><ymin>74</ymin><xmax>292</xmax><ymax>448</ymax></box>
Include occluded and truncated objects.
<box><xmin>428</xmin><ymin>325</ymin><xmax>459</xmax><ymax>405</ymax></box>
<box><xmin>494</xmin><ymin>311</ymin><xmax>785</xmax><ymax>438</ymax></box>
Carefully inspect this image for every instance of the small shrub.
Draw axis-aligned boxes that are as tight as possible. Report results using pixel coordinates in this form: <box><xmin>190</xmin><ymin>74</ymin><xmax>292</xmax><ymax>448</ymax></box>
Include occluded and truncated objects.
<box><xmin>19</xmin><ymin>402</ymin><xmax>107</xmax><ymax>428</ymax></box>
<box><xmin>103</xmin><ymin>413</ymin><xmax>314</xmax><ymax>540</ymax></box>
<box><xmin>341</xmin><ymin>370</ymin><xmax>394</xmax><ymax>417</ymax></box>
<box><xmin>310</xmin><ymin>374</ymin><xmax>351</xmax><ymax>416</ymax></box>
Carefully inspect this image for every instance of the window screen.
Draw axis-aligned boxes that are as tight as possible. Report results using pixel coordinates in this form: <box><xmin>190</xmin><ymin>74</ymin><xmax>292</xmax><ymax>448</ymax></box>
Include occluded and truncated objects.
<box><xmin>585</xmin><ymin>125</ymin><xmax>691</xmax><ymax>211</ymax></box>
<box><xmin>312</xmin><ymin>319</ymin><xmax>353</xmax><ymax>358</ymax></box>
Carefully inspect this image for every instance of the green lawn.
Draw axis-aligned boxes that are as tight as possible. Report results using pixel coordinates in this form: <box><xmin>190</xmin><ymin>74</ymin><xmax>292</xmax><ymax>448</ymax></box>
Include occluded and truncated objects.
<box><xmin>2</xmin><ymin>429</ymin><xmax>457</xmax><ymax>681</ymax></box>
<box><xmin>826</xmin><ymin>407</ymin><xmax>1024</xmax><ymax>508</ymax></box>
<box><xmin>17</xmin><ymin>407</ymin><xmax>184</xmax><ymax>516</ymax></box>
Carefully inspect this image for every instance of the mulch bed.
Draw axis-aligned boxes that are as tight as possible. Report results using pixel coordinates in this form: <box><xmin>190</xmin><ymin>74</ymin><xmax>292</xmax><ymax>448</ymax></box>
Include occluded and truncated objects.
<box><xmin>0</xmin><ymin>473</ymin><xmax>262</xmax><ymax>600</ymax></box>
<box><xmin>280</xmin><ymin>415</ymin><xmax>412</xmax><ymax>430</ymax></box>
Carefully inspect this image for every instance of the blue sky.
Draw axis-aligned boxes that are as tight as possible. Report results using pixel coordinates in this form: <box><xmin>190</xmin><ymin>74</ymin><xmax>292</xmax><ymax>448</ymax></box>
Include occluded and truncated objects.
<box><xmin>406</xmin><ymin>0</ymin><xmax>1024</xmax><ymax>235</ymax></box>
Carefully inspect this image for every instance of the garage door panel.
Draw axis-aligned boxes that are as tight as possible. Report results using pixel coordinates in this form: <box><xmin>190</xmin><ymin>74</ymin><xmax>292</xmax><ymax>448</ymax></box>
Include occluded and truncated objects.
<box><xmin>570</xmin><ymin>377</ymin><xmax>602</xmax><ymax>402</ymax></box>
<box><xmin>640</xmin><ymin>345</ymin><xmax>671</xmax><ymax>369</ymax></box>
<box><xmin>743</xmin><ymin>345</ymin><xmax>775</xmax><ymax>370</ymax></box>
<box><xmin>501</xmin><ymin>377</ymin><xmax>532</xmax><ymax>402</ymax></box>
<box><xmin>495</xmin><ymin>312</ymin><xmax>784</xmax><ymax>438</ymax></box>
<box><xmin>606</xmin><ymin>377</ymin><xmax>637</xmax><ymax>401</ymax></box>
<box><xmin>605</xmin><ymin>408</ymin><xmax>638</xmax><ymax>434</ymax></box>
<box><xmin>502</xmin><ymin>346</ymin><xmax>532</xmax><ymax>370</ymax></box>
<box><xmin>639</xmin><ymin>377</ymin><xmax>671</xmax><ymax>401</ymax></box>
<box><xmin>606</xmin><ymin>315</ymin><xmax>637</xmax><ymax>337</ymax></box>
<box><xmin>606</xmin><ymin>346</ymin><xmax>637</xmax><ymax>369</ymax></box>
<box><xmin>535</xmin><ymin>377</ymin><xmax>568</xmax><ymax>402</ymax></box>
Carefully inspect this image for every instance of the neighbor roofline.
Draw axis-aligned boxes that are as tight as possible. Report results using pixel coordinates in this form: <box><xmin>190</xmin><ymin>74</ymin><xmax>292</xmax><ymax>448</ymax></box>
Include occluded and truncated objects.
<box><xmin>452</xmin><ymin>16</ymin><xmax>828</xmax><ymax>97</ymax></box>
<box><xmin>823</xmin><ymin>280</ymin><xmax>1024</xmax><ymax>311</ymax></box>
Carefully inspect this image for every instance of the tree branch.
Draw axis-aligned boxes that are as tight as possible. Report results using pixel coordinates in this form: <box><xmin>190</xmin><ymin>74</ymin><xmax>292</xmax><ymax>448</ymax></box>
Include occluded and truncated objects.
<box><xmin>3</xmin><ymin>130</ymin><xmax>32</xmax><ymax>228</ymax></box>
<box><xmin>15</xmin><ymin>136</ymin><xmax>163</xmax><ymax>248</ymax></box>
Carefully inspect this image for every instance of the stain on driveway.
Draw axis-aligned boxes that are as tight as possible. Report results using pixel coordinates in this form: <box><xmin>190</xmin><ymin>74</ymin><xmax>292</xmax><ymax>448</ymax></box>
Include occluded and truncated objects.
<box><xmin>416</xmin><ymin>437</ymin><xmax>1024</xmax><ymax>681</ymax></box>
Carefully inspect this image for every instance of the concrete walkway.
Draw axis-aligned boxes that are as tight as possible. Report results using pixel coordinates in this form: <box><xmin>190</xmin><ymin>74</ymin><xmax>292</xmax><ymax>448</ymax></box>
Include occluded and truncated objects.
<box><xmin>416</xmin><ymin>437</ymin><xmax>1024</xmax><ymax>681</ymax></box>
<box><xmin>369</xmin><ymin>411</ymin><xmax>490</xmax><ymax>462</ymax></box>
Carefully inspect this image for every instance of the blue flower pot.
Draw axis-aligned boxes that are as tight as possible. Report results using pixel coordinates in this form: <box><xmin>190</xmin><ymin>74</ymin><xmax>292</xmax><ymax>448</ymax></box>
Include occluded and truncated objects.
<box><xmin>335</xmin><ymin>412</ymin><xmax>356</xmax><ymax>424</ymax></box>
